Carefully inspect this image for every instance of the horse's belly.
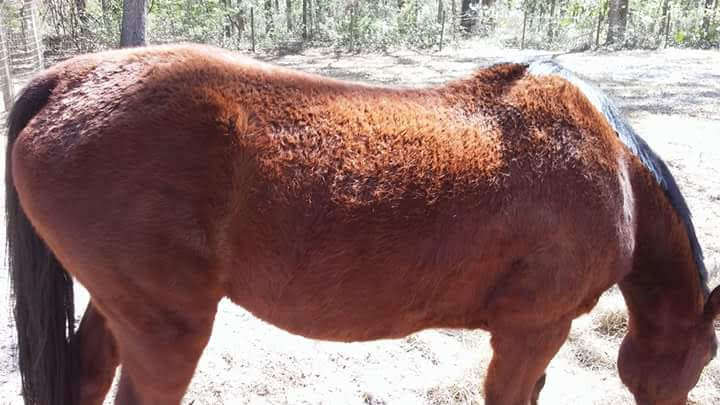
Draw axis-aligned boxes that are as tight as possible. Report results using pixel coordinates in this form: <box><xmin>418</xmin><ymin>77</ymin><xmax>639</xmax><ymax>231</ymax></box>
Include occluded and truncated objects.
<box><xmin>219</xmin><ymin>192</ymin><xmax>618</xmax><ymax>340</ymax></box>
<box><xmin>225</xmin><ymin>261</ymin><xmax>483</xmax><ymax>342</ymax></box>
<box><xmin>237</xmin><ymin>302</ymin><xmax>430</xmax><ymax>342</ymax></box>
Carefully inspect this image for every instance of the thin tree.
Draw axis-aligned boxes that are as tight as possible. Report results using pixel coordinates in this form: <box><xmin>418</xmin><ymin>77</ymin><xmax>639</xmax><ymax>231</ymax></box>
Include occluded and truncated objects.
<box><xmin>547</xmin><ymin>0</ymin><xmax>556</xmax><ymax>41</ymax></box>
<box><xmin>76</xmin><ymin>0</ymin><xmax>88</xmax><ymax>31</ymax></box>
<box><xmin>286</xmin><ymin>0</ymin><xmax>293</xmax><ymax>31</ymax></box>
<box><xmin>100</xmin><ymin>0</ymin><xmax>111</xmax><ymax>36</ymax></box>
<box><xmin>308</xmin><ymin>0</ymin><xmax>314</xmax><ymax>38</ymax></box>
<box><xmin>222</xmin><ymin>0</ymin><xmax>231</xmax><ymax>38</ymax></box>
<box><xmin>120</xmin><ymin>0</ymin><xmax>148</xmax><ymax>47</ymax></box>
<box><xmin>659</xmin><ymin>0</ymin><xmax>670</xmax><ymax>36</ymax></box>
<box><xmin>701</xmin><ymin>0</ymin><xmax>717</xmax><ymax>41</ymax></box>
<box><xmin>314</xmin><ymin>0</ymin><xmax>322</xmax><ymax>33</ymax></box>
<box><xmin>451</xmin><ymin>0</ymin><xmax>457</xmax><ymax>39</ymax></box>
<box><xmin>302</xmin><ymin>0</ymin><xmax>307</xmax><ymax>39</ymax></box>
<box><xmin>265</xmin><ymin>0</ymin><xmax>274</xmax><ymax>34</ymax></box>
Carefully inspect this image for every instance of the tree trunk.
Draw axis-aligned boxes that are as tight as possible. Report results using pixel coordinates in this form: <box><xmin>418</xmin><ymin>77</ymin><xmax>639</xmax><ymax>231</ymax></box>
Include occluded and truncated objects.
<box><xmin>606</xmin><ymin>0</ymin><xmax>628</xmax><ymax>45</ymax></box>
<box><xmin>222</xmin><ymin>0</ymin><xmax>231</xmax><ymax>37</ymax></box>
<box><xmin>251</xmin><ymin>7</ymin><xmax>256</xmax><ymax>51</ymax></box>
<box><xmin>659</xmin><ymin>0</ymin><xmax>669</xmax><ymax>35</ymax></box>
<box><xmin>75</xmin><ymin>0</ymin><xmax>89</xmax><ymax>36</ymax></box>
<box><xmin>596</xmin><ymin>1</ymin><xmax>606</xmax><ymax>49</ymax></box>
<box><xmin>265</xmin><ymin>0</ymin><xmax>274</xmax><ymax>34</ymax></box>
<box><xmin>100</xmin><ymin>0</ymin><xmax>111</xmax><ymax>35</ymax></box>
<box><xmin>75</xmin><ymin>0</ymin><xmax>87</xmax><ymax>20</ymax></box>
<box><xmin>120</xmin><ymin>0</ymin><xmax>147</xmax><ymax>47</ymax></box>
<box><xmin>308</xmin><ymin>0</ymin><xmax>313</xmax><ymax>38</ymax></box>
<box><xmin>451</xmin><ymin>0</ymin><xmax>456</xmax><ymax>39</ymax></box>
<box><xmin>315</xmin><ymin>0</ymin><xmax>322</xmax><ymax>32</ymax></box>
<box><xmin>714</xmin><ymin>0</ymin><xmax>719</xmax><ymax>47</ymax></box>
<box><xmin>547</xmin><ymin>0</ymin><xmax>556</xmax><ymax>40</ymax></box>
<box><xmin>286</xmin><ymin>0</ymin><xmax>292</xmax><ymax>30</ymax></box>
<box><xmin>460</xmin><ymin>0</ymin><xmax>479</xmax><ymax>33</ymax></box>
<box><xmin>701</xmin><ymin>0</ymin><xmax>715</xmax><ymax>40</ymax></box>
<box><xmin>660</xmin><ymin>0</ymin><xmax>669</xmax><ymax>19</ymax></box>
<box><xmin>302</xmin><ymin>0</ymin><xmax>307</xmax><ymax>39</ymax></box>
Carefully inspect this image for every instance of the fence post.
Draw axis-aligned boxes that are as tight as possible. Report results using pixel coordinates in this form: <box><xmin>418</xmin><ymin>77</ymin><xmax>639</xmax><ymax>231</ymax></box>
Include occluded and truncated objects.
<box><xmin>251</xmin><ymin>7</ymin><xmax>256</xmax><ymax>52</ymax></box>
<box><xmin>521</xmin><ymin>6</ymin><xmax>528</xmax><ymax>49</ymax></box>
<box><xmin>664</xmin><ymin>7</ymin><xmax>671</xmax><ymax>47</ymax></box>
<box><xmin>439</xmin><ymin>9</ymin><xmax>445</xmax><ymax>51</ymax></box>
<box><xmin>24</xmin><ymin>0</ymin><xmax>43</xmax><ymax>69</ymax></box>
<box><xmin>595</xmin><ymin>2</ymin><xmax>604</xmax><ymax>49</ymax></box>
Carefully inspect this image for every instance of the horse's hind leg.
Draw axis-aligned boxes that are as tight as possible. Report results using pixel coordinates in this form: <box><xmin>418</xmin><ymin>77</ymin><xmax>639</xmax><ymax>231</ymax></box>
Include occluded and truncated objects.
<box><xmin>109</xmin><ymin>299</ymin><xmax>218</xmax><ymax>405</ymax></box>
<box><xmin>73</xmin><ymin>301</ymin><xmax>120</xmax><ymax>405</ymax></box>
<box><xmin>484</xmin><ymin>321</ymin><xmax>571</xmax><ymax>405</ymax></box>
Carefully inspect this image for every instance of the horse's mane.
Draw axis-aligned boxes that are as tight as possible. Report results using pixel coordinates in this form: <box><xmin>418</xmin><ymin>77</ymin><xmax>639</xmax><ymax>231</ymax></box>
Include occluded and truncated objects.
<box><xmin>525</xmin><ymin>59</ymin><xmax>707</xmax><ymax>289</ymax></box>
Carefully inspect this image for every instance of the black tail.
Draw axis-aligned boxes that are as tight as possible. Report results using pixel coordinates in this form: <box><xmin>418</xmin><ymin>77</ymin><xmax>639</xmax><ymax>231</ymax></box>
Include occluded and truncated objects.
<box><xmin>5</xmin><ymin>75</ymin><xmax>76</xmax><ymax>405</ymax></box>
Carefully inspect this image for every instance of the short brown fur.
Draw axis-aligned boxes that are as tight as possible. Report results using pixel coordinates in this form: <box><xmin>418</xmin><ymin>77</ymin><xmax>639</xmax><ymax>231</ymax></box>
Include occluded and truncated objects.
<box><xmin>6</xmin><ymin>44</ymin><xmax>719</xmax><ymax>405</ymax></box>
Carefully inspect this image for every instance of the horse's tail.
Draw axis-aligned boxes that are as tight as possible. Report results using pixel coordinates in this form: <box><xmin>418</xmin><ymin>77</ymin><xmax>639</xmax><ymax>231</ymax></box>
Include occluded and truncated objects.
<box><xmin>5</xmin><ymin>74</ymin><xmax>76</xmax><ymax>405</ymax></box>
<box><xmin>527</xmin><ymin>59</ymin><xmax>707</xmax><ymax>290</ymax></box>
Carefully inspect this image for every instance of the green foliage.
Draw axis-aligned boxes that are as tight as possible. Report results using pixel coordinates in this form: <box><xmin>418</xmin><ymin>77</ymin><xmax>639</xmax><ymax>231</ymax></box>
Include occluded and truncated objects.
<box><xmin>149</xmin><ymin>0</ymin><xmax>228</xmax><ymax>44</ymax></box>
<box><xmin>327</xmin><ymin>0</ymin><xmax>446</xmax><ymax>51</ymax></box>
<box><xmin>32</xmin><ymin>0</ymin><xmax>720</xmax><ymax>54</ymax></box>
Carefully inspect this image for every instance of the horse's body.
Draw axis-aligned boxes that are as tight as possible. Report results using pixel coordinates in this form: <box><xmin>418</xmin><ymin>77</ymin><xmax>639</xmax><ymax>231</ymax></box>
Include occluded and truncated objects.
<box><xmin>5</xmin><ymin>44</ymin><xmax>719</xmax><ymax>405</ymax></box>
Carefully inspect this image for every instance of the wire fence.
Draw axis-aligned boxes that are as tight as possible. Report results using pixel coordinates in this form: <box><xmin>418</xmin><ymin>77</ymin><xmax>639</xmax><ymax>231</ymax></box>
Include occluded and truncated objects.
<box><xmin>0</xmin><ymin>0</ymin><xmax>44</xmax><ymax>113</ymax></box>
<box><xmin>476</xmin><ymin>3</ymin><xmax>718</xmax><ymax>51</ymax></box>
<box><xmin>0</xmin><ymin>13</ymin><xmax>14</xmax><ymax>112</ymax></box>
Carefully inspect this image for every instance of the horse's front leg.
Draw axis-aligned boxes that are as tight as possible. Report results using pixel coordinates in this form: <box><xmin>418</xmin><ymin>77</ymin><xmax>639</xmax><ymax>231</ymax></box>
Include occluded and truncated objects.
<box><xmin>529</xmin><ymin>373</ymin><xmax>546</xmax><ymax>405</ymax></box>
<box><xmin>484</xmin><ymin>321</ymin><xmax>571</xmax><ymax>405</ymax></box>
<box><xmin>72</xmin><ymin>300</ymin><xmax>120</xmax><ymax>405</ymax></box>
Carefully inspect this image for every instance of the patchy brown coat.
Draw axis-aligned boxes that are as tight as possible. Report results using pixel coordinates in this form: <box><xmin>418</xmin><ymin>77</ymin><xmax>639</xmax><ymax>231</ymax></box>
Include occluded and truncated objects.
<box><xmin>6</xmin><ymin>44</ymin><xmax>720</xmax><ymax>405</ymax></box>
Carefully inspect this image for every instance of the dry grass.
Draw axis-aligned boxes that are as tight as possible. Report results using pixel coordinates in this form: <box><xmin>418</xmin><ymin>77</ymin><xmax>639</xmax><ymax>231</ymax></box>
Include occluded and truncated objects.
<box><xmin>1</xmin><ymin>41</ymin><xmax>720</xmax><ymax>404</ymax></box>
<box><xmin>591</xmin><ymin>290</ymin><xmax>628</xmax><ymax>340</ymax></box>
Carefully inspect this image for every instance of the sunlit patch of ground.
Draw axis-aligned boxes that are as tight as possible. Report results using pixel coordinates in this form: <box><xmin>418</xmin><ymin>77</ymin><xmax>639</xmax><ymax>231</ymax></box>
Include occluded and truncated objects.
<box><xmin>1</xmin><ymin>40</ymin><xmax>719</xmax><ymax>404</ymax></box>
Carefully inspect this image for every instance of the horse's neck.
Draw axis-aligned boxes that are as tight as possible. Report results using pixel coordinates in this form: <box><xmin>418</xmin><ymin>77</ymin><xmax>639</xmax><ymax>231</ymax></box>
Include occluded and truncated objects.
<box><xmin>618</xmin><ymin>176</ymin><xmax>706</xmax><ymax>337</ymax></box>
<box><xmin>619</xmin><ymin>262</ymin><xmax>704</xmax><ymax>337</ymax></box>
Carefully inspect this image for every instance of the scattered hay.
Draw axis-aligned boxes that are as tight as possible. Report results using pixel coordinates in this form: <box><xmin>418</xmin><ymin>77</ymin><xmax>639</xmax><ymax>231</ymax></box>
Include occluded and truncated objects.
<box><xmin>425</xmin><ymin>382</ymin><xmax>482</xmax><ymax>405</ymax></box>
<box><xmin>592</xmin><ymin>307</ymin><xmax>628</xmax><ymax>338</ymax></box>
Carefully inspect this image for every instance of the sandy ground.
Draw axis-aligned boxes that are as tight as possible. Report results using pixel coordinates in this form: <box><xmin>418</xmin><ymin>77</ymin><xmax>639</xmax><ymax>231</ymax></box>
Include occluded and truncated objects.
<box><xmin>1</xmin><ymin>41</ymin><xmax>719</xmax><ymax>404</ymax></box>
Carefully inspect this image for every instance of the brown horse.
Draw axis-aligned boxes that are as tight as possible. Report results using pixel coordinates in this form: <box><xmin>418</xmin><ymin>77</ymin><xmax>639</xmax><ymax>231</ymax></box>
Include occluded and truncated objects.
<box><xmin>5</xmin><ymin>44</ymin><xmax>719</xmax><ymax>405</ymax></box>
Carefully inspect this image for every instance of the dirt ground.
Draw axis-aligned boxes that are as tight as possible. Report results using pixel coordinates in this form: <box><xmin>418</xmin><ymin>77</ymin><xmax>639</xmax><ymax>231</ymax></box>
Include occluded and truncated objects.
<box><xmin>1</xmin><ymin>40</ymin><xmax>719</xmax><ymax>404</ymax></box>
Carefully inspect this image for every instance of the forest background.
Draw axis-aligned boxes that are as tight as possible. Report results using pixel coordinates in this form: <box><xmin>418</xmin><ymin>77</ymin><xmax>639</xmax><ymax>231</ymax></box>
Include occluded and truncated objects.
<box><xmin>3</xmin><ymin>0</ymin><xmax>718</xmax><ymax>59</ymax></box>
